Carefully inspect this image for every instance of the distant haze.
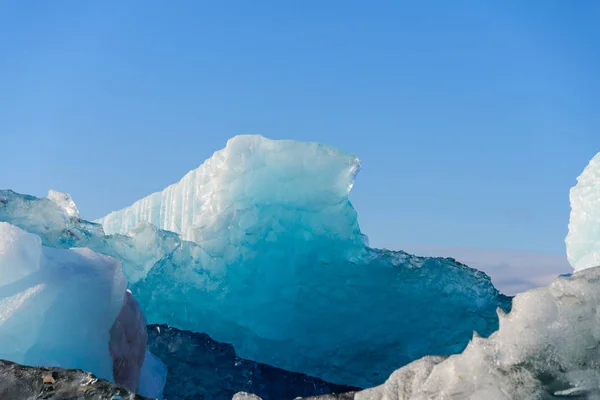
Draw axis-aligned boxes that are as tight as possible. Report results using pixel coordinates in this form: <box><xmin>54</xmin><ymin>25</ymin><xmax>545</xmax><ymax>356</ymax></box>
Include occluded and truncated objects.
<box><xmin>398</xmin><ymin>245</ymin><xmax>570</xmax><ymax>295</ymax></box>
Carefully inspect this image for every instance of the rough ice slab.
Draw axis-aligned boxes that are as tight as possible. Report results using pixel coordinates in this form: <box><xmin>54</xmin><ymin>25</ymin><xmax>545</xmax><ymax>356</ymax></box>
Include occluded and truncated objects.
<box><xmin>0</xmin><ymin>222</ymin><xmax>126</xmax><ymax>382</ymax></box>
<box><xmin>96</xmin><ymin>135</ymin><xmax>363</xmax><ymax>243</ymax></box>
<box><xmin>47</xmin><ymin>189</ymin><xmax>80</xmax><ymax>218</ymax></box>
<box><xmin>241</xmin><ymin>266</ymin><xmax>600</xmax><ymax>400</ymax></box>
<box><xmin>0</xmin><ymin>190</ymin><xmax>180</xmax><ymax>284</ymax></box>
<box><xmin>566</xmin><ymin>152</ymin><xmax>600</xmax><ymax>272</ymax></box>
<box><xmin>0</xmin><ymin>221</ymin><xmax>166</xmax><ymax>397</ymax></box>
<box><xmin>92</xmin><ymin>135</ymin><xmax>510</xmax><ymax>387</ymax></box>
<box><xmin>355</xmin><ymin>266</ymin><xmax>600</xmax><ymax>399</ymax></box>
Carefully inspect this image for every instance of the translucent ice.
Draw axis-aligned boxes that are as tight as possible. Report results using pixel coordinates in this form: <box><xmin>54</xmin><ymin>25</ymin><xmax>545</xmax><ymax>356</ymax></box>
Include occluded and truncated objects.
<box><xmin>566</xmin><ymin>152</ymin><xmax>600</xmax><ymax>271</ymax></box>
<box><xmin>0</xmin><ymin>221</ymin><xmax>166</xmax><ymax>397</ymax></box>
<box><xmin>0</xmin><ymin>190</ymin><xmax>180</xmax><ymax>284</ymax></box>
<box><xmin>47</xmin><ymin>189</ymin><xmax>80</xmax><ymax>218</ymax></box>
<box><xmin>0</xmin><ymin>222</ymin><xmax>126</xmax><ymax>382</ymax></box>
<box><xmin>96</xmin><ymin>135</ymin><xmax>363</xmax><ymax>244</ymax></box>
<box><xmin>95</xmin><ymin>135</ymin><xmax>510</xmax><ymax>387</ymax></box>
<box><xmin>348</xmin><ymin>266</ymin><xmax>600</xmax><ymax>399</ymax></box>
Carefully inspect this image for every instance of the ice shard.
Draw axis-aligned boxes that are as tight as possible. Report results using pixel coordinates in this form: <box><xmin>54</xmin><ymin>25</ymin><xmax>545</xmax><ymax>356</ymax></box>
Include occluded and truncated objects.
<box><xmin>566</xmin><ymin>151</ymin><xmax>600</xmax><ymax>272</ymax></box>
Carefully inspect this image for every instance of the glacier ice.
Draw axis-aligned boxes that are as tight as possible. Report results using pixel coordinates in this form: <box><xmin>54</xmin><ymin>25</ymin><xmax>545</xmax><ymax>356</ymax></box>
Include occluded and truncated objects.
<box><xmin>47</xmin><ymin>189</ymin><xmax>80</xmax><ymax>218</ymax></box>
<box><xmin>0</xmin><ymin>189</ymin><xmax>180</xmax><ymax>284</ymax></box>
<box><xmin>0</xmin><ymin>222</ymin><xmax>126</xmax><ymax>382</ymax></box>
<box><xmin>353</xmin><ymin>266</ymin><xmax>600</xmax><ymax>399</ymax></box>
<box><xmin>566</xmin><ymin>151</ymin><xmax>600</xmax><ymax>272</ymax></box>
<box><xmin>96</xmin><ymin>135</ymin><xmax>363</xmax><ymax>244</ymax></box>
<box><xmin>0</xmin><ymin>221</ymin><xmax>166</xmax><ymax>397</ymax></box>
<box><xmin>238</xmin><ymin>266</ymin><xmax>600</xmax><ymax>400</ymax></box>
<box><xmin>91</xmin><ymin>135</ymin><xmax>511</xmax><ymax>387</ymax></box>
<box><xmin>0</xmin><ymin>135</ymin><xmax>510</xmax><ymax>388</ymax></box>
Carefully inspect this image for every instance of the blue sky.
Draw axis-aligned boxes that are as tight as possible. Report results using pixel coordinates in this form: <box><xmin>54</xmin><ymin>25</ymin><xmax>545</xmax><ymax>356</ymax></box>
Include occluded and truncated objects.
<box><xmin>1</xmin><ymin>1</ymin><xmax>598</xmax><ymax>256</ymax></box>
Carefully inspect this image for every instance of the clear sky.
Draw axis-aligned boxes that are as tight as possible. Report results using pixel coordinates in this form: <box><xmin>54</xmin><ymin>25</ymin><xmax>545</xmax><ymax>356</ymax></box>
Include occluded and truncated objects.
<box><xmin>1</xmin><ymin>1</ymin><xmax>599</xmax><ymax>255</ymax></box>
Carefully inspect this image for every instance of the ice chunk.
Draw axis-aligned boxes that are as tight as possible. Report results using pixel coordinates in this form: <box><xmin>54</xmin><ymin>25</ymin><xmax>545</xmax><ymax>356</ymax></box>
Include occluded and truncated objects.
<box><xmin>348</xmin><ymin>267</ymin><xmax>600</xmax><ymax>399</ymax></box>
<box><xmin>240</xmin><ymin>267</ymin><xmax>600</xmax><ymax>399</ymax></box>
<box><xmin>96</xmin><ymin>135</ymin><xmax>364</xmax><ymax>245</ymax></box>
<box><xmin>0</xmin><ymin>221</ymin><xmax>42</xmax><ymax>286</ymax></box>
<box><xmin>133</xmin><ymin>243</ymin><xmax>510</xmax><ymax>388</ymax></box>
<box><xmin>93</xmin><ymin>135</ymin><xmax>509</xmax><ymax>387</ymax></box>
<box><xmin>47</xmin><ymin>189</ymin><xmax>80</xmax><ymax>218</ymax></box>
<box><xmin>0</xmin><ymin>190</ymin><xmax>180</xmax><ymax>284</ymax></box>
<box><xmin>0</xmin><ymin>222</ymin><xmax>127</xmax><ymax>382</ymax></box>
<box><xmin>566</xmin><ymin>152</ymin><xmax>600</xmax><ymax>271</ymax></box>
<box><xmin>0</xmin><ymin>136</ymin><xmax>510</xmax><ymax>387</ymax></box>
<box><xmin>232</xmin><ymin>394</ymin><xmax>263</xmax><ymax>400</ymax></box>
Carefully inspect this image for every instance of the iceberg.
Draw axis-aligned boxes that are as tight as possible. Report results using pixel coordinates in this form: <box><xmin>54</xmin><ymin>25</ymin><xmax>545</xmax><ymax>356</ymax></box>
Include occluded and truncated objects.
<box><xmin>94</xmin><ymin>135</ymin><xmax>510</xmax><ymax>387</ymax></box>
<box><xmin>0</xmin><ymin>222</ymin><xmax>125</xmax><ymax>382</ymax></box>
<box><xmin>566</xmin><ymin>151</ymin><xmax>600</xmax><ymax>272</ymax></box>
<box><xmin>261</xmin><ymin>266</ymin><xmax>600</xmax><ymax>399</ymax></box>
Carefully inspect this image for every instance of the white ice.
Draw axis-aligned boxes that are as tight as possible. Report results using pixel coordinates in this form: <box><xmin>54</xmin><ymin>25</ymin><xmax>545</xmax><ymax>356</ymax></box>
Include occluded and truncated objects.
<box><xmin>566</xmin><ymin>151</ymin><xmax>600</xmax><ymax>272</ymax></box>
<box><xmin>0</xmin><ymin>222</ymin><xmax>125</xmax><ymax>382</ymax></box>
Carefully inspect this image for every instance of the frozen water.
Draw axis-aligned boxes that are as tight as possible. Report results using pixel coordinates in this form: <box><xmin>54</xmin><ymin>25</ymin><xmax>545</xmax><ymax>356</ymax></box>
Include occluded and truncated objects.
<box><xmin>239</xmin><ymin>266</ymin><xmax>600</xmax><ymax>399</ymax></box>
<box><xmin>47</xmin><ymin>189</ymin><xmax>80</xmax><ymax>218</ymax></box>
<box><xmin>0</xmin><ymin>221</ymin><xmax>166</xmax><ymax>396</ymax></box>
<box><xmin>0</xmin><ymin>222</ymin><xmax>126</xmax><ymax>382</ymax></box>
<box><xmin>94</xmin><ymin>135</ymin><xmax>510</xmax><ymax>387</ymax></box>
<box><xmin>96</xmin><ymin>135</ymin><xmax>363</xmax><ymax>244</ymax></box>
<box><xmin>348</xmin><ymin>266</ymin><xmax>600</xmax><ymax>399</ymax></box>
<box><xmin>566</xmin><ymin>151</ymin><xmax>600</xmax><ymax>272</ymax></box>
<box><xmin>0</xmin><ymin>135</ymin><xmax>511</xmax><ymax>388</ymax></box>
<box><xmin>0</xmin><ymin>190</ymin><xmax>180</xmax><ymax>284</ymax></box>
<box><xmin>133</xmin><ymin>243</ymin><xmax>510</xmax><ymax>388</ymax></box>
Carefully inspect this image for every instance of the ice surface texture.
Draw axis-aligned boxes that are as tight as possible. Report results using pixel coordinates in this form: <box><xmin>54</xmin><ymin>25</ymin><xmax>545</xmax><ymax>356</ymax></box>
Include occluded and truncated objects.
<box><xmin>0</xmin><ymin>222</ymin><xmax>166</xmax><ymax>397</ymax></box>
<box><xmin>566</xmin><ymin>152</ymin><xmax>600</xmax><ymax>272</ymax></box>
<box><xmin>0</xmin><ymin>222</ymin><xmax>125</xmax><ymax>383</ymax></box>
<box><xmin>0</xmin><ymin>135</ymin><xmax>509</xmax><ymax>388</ymax></box>
<box><xmin>0</xmin><ymin>190</ymin><xmax>180</xmax><ymax>284</ymax></box>
<box><xmin>239</xmin><ymin>266</ymin><xmax>600</xmax><ymax>399</ymax></box>
<box><xmin>47</xmin><ymin>189</ymin><xmax>80</xmax><ymax>218</ymax></box>
<box><xmin>93</xmin><ymin>135</ymin><xmax>510</xmax><ymax>387</ymax></box>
